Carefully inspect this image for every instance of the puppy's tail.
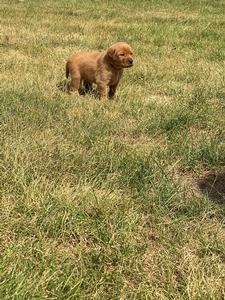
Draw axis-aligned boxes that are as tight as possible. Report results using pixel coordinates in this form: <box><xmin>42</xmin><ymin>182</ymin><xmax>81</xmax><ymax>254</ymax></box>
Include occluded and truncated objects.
<box><xmin>66</xmin><ymin>62</ymin><xmax>70</xmax><ymax>79</ymax></box>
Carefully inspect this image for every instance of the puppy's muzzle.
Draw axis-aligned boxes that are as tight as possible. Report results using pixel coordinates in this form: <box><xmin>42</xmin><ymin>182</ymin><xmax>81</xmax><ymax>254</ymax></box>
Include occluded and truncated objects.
<box><xmin>128</xmin><ymin>58</ymin><xmax>133</xmax><ymax>66</ymax></box>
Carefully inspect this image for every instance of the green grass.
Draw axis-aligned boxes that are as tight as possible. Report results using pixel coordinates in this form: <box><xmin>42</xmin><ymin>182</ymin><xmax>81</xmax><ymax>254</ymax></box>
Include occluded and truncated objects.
<box><xmin>1</xmin><ymin>0</ymin><xmax>225</xmax><ymax>299</ymax></box>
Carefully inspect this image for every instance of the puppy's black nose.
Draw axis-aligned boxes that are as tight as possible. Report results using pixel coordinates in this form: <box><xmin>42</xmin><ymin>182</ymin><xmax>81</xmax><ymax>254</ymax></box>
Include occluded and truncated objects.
<box><xmin>128</xmin><ymin>59</ymin><xmax>133</xmax><ymax>65</ymax></box>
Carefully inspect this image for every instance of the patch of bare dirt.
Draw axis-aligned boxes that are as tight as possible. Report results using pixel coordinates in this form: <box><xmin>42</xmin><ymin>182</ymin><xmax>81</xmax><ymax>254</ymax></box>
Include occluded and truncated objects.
<box><xmin>197</xmin><ymin>172</ymin><xmax>225</xmax><ymax>204</ymax></box>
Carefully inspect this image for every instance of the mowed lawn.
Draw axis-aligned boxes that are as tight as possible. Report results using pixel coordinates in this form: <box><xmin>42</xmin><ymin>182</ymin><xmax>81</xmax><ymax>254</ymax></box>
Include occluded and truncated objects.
<box><xmin>1</xmin><ymin>0</ymin><xmax>225</xmax><ymax>299</ymax></box>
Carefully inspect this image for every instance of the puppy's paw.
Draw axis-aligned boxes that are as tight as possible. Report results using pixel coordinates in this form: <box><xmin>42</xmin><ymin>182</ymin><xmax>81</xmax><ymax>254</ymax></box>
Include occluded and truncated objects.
<box><xmin>69</xmin><ymin>90</ymin><xmax>79</xmax><ymax>96</ymax></box>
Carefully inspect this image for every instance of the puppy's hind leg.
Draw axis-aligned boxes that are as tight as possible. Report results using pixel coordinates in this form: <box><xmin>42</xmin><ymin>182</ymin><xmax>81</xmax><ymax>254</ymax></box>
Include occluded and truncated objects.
<box><xmin>70</xmin><ymin>75</ymin><xmax>80</xmax><ymax>96</ymax></box>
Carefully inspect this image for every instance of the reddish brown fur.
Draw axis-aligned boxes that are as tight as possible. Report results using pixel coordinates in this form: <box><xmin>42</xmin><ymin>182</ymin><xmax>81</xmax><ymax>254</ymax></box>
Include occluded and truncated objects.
<box><xmin>66</xmin><ymin>42</ymin><xmax>133</xmax><ymax>100</ymax></box>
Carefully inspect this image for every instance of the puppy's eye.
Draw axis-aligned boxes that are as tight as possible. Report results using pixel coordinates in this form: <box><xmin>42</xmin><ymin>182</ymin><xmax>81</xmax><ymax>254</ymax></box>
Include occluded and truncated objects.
<box><xmin>130</xmin><ymin>53</ymin><xmax>133</xmax><ymax>55</ymax></box>
<box><xmin>119</xmin><ymin>53</ymin><xmax>125</xmax><ymax>56</ymax></box>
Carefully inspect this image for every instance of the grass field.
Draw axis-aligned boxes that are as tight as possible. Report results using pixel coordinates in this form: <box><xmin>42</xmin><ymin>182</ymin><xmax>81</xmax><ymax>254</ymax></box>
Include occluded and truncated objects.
<box><xmin>1</xmin><ymin>0</ymin><xmax>225</xmax><ymax>299</ymax></box>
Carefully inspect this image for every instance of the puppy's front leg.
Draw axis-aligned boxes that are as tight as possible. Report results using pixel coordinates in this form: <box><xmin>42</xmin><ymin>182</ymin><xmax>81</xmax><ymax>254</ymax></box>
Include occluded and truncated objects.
<box><xmin>108</xmin><ymin>82</ymin><xmax>119</xmax><ymax>99</ymax></box>
<box><xmin>97</xmin><ymin>83</ymin><xmax>108</xmax><ymax>101</ymax></box>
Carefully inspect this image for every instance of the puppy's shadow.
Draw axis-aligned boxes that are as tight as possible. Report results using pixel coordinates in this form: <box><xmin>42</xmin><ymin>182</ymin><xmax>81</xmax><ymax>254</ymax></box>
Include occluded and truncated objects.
<box><xmin>198</xmin><ymin>171</ymin><xmax>225</xmax><ymax>204</ymax></box>
<box><xmin>56</xmin><ymin>80</ymin><xmax>98</xmax><ymax>98</ymax></box>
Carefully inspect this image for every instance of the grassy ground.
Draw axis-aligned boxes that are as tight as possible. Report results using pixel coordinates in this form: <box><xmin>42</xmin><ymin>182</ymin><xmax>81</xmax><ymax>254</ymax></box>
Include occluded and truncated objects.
<box><xmin>1</xmin><ymin>0</ymin><xmax>225</xmax><ymax>299</ymax></box>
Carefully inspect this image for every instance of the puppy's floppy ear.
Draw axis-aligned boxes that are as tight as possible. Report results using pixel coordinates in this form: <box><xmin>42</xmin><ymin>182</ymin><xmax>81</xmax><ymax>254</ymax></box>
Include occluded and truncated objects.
<box><xmin>106</xmin><ymin>46</ymin><xmax>117</xmax><ymax>61</ymax></box>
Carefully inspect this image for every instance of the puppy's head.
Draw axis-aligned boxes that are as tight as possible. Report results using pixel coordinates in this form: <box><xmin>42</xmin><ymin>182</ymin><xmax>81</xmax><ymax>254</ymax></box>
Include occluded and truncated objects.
<box><xmin>106</xmin><ymin>42</ymin><xmax>133</xmax><ymax>69</ymax></box>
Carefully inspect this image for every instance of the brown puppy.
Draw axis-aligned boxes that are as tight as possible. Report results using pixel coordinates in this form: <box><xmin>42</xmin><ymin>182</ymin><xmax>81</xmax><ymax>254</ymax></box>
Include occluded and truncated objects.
<box><xmin>66</xmin><ymin>42</ymin><xmax>133</xmax><ymax>100</ymax></box>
